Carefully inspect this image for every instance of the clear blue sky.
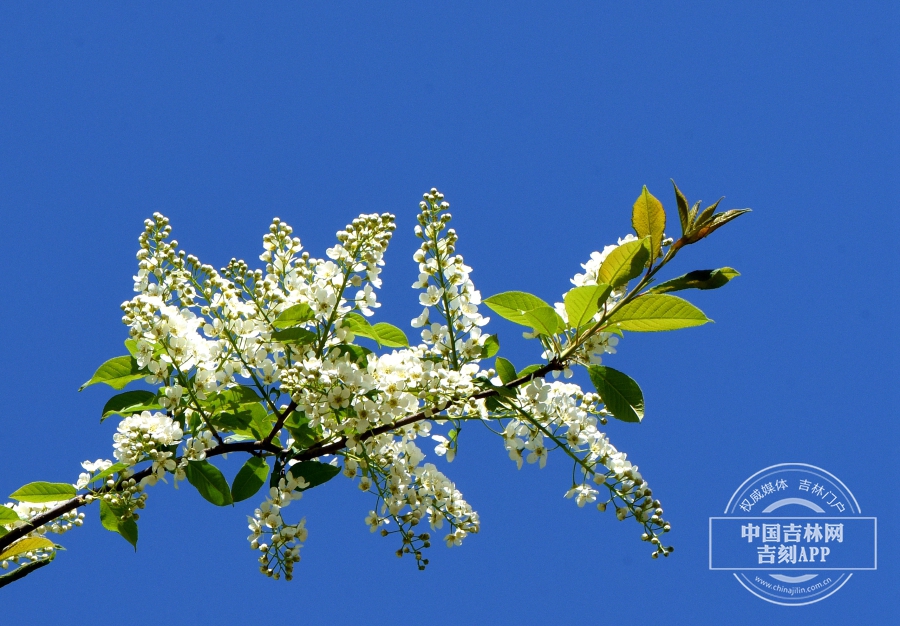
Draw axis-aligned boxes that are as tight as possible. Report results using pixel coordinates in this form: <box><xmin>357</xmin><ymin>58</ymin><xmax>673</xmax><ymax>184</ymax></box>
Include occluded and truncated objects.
<box><xmin>0</xmin><ymin>2</ymin><xmax>896</xmax><ymax>624</ymax></box>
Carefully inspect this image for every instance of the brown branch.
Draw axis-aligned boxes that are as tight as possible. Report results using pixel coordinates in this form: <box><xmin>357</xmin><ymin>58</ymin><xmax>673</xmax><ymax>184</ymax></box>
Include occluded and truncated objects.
<box><xmin>0</xmin><ymin>359</ymin><xmax>564</xmax><ymax>555</ymax></box>
<box><xmin>0</xmin><ymin>439</ymin><xmax>281</xmax><ymax>553</ymax></box>
<box><xmin>294</xmin><ymin>359</ymin><xmax>565</xmax><ymax>461</ymax></box>
<box><xmin>263</xmin><ymin>400</ymin><xmax>297</xmax><ymax>447</ymax></box>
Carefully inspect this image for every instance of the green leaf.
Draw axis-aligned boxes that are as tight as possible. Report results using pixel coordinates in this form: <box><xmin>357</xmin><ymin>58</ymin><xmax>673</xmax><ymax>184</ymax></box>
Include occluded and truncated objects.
<box><xmin>495</xmin><ymin>357</ymin><xmax>517</xmax><ymax>385</ymax></box>
<box><xmin>687</xmin><ymin>200</ymin><xmax>701</xmax><ymax>227</ymax></box>
<box><xmin>710</xmin><ymin>209</ymin><xmax>751</xmax><ymax>229</ymax></box>
<box><xmin>606</xmin><ymin>294</ymin><xmax>710</xmax><ymax>332</ymax></box>
<box><xmin>564</xmin><ymin>284</ymin><xmax>613</xmax><ymax>329</ymax></box>
<box><xmin>484</xmin><ymin>395</ymin><xmax>507</xmax><ymax>412</ymax></box>
<box><xmin>598</xmin><ymin>238</ymin><xmax>651</xmax><ymax>288</ymax></box>
<box><xmin>228</xmin><ymin>403</ymin><xmax>275</xmax><ymax>440</ymax></box>
<box><xmin>247</xmin><ymin>404</ymin><xmax>275</xmax><ymax>440</ymax></box>
<box><xmin>371</xmin><ymin>322</ymin><xmax>409</xmax><ymax>348</ymax></box>
<box><xmin>273</xmin><ymin>303</ymin><xmax>314</xmax><ymax>329</ymax></box>
<box><xmin>101</xmin><ymin>390</ymin><xmax>159</xmax><ymax>420</ymax></box>
<box><xmin>517</xmin><ymin>364</ymin><xmax>543</xmax><ymax>379</ymax></box>
<box><xmin>694</xmin><ymin>198</ymin><xmax>722</xmax><ymax>228</ymax></box>
<box><xmin>85</xmin><ymin>462</ymin><xmax>129</xmax><ymax>487</ymax></box>
<box><xmin>204</xmin><ymin>386</ymin><xmax>262</xmax><ymax>415</ymax></box>
<box><xmin>341</xmin><ymin>312</ymin><xmax>378</xmax><ymax>341</ymax></box>
<box><xmin>117</xmin><ymin>519</ymin><xmax>138</xmax><ymax>549</ymax></box>
<box><xmin>99</xmin><ymin>500</ymin><xmax>138</xmax><ymax>549</ymax></box>
<box><xmin>521</xmin><ymin>306</ymin><xmax>559</xmax><ymax>336</ymax></box>
<box><xmin>632</xmin><ymin>186</ymin><xmax>666</xmax><ymax>259</ymax></box>
<box><xmin>588</xmin><ymin>365</ymin><xmax>645</xmax><ymax>423</ymax></box>
<box><xmin>285</xmin><ymin>413</ymin><xmax>318</xmax><ymax>449</ymax></box>
<box><xmin>650</xmin><ymin>268</ymin><xmax>740</xmax><ymax>294</ymax></box>
<box><xmin>271</xmin><ymin>327</ymin><xmax>317</xmax><ymax>345</ymax></box>
<box><xmin>231</xmin><ymin>457</ymin><xmax>270</xmax><ymax>503</ymax></box>
<box><xmin>481</xmin><ymin>334</ymin><xmax>500</xmax><ymax>358</ymax></box>
<box><xmin>672</xmin><ymin>180</ymin><xmax>690</xmax><ymax>235</ymax></box>
<box><xmin>80</xmin><ymin>356</ymin><xmax>145</xmax><ymax>391</ymax></box>
<box><xmin>99</xmin><ymin>500</ymin><xmax>121</xmax><ymax>533</ymax></box>
<box><xmin>341</xmin><ymin>315</ymin><xmax>409</xmax><ymax>348</ymax></box>
<box><xmin>0</xmin><ymin>505</ymin><xmax>20</xmax><ymax>524</ymax></box>
<box><xmin>184</xmin><ymin>460</ymin><xmax>233</xmax><ymax>506</ymax></box>
<box><xmin>688</xmin><ymin>208</ymin><xmax>752</xmax><ymax>242</ymax></box>
<box><xmin>483</xmin><ymin>291</ymin><xmax>554</xmax><ymax>327</ymax></box>
<box><xmin>331</xmin><ymin>344</ymin><xmax>373</xmax><ymax>365</ymax></box>
<box><xmin>0</xmin><ymin>537</ymin><xmax>55</xmax><ymax>561</ymax></box>
<box><xmin>211</xmin><ymin>410</ymin><xmax>254</xmax><ymax>432</ymax></box>
<box><xmin>287</xmin><ymin>461</ymin><xmax>341</xmax><ymax>491</ymax></box>
<box><xmin>10</xmin><ymin>482</ymin><xmax>76</xmax><ymax>503</ymax></box>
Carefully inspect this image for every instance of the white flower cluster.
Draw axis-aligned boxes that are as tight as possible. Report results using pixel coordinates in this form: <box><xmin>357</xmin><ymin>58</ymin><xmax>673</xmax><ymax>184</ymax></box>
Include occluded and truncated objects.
<box><xmin>0</xmin><ymin>530</ymin><xmax>59</xmax><ymax>570</ymax></box>
<box><xmin>74</xmin><ymin>459</ymin><xmax>114</xmax><ymax>490</ymax></box>
<box><xmin>283</xmin><ymin>346</ymin><xmax>480</xmax><ymax>437</ymax></box>
<box><xmin>121</xmin><ymin>212</ymin><xmax>397</xmax><ymax>425</ymax></box>
<box><xmin>2</xmin><ymin>502</ymin><xmax>84</xmax><ymax>538</ymax></box>
<box><xmin>348</xmin><ymin>432</ymin><xmax>479</xmax><ymax>566</ymax></box>
<box><xmin>0</xmin><ymin>499</ymin><xmax>85</xmax><ymax>571</ymax></box>
<box><xmin>324</xmin><ymin>213</ymin><xmax>395</xmax><ymax>317</ymax></box>
<box><xmin>247</xmin><ymin>474</ymin><xmax>310</xmax><ymax>581</ymax></box>
<box><xmin>410</xmin><ymin>189</ymin><xmax>490</xmax><ymax>366</ymax></box>
<box><xmin>48</xmin><ymin>188</ymin><xmax>677</xmax><ymax>581</ymax></box>
<box><xmin>499</xmin><ymin>377</ymin><xmax>668</xmax><ymax>552</ymax></box>
<box><xmin>112</xmin><ymin>411</ymin><xmax>184</xmax><ymax>486</ymax></box>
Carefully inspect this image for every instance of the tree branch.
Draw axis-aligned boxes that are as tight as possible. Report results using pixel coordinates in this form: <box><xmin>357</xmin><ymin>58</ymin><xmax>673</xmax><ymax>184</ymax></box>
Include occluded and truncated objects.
<box><xmin>263</xmin><ymin>400</ymin><xmax>297</xmax><ymax>447</ymax></box>
<box><xmin>0</xmin><ymin>359</ymin><xmax>564</xmax><ymax>554</ymax></box>
<box><xmin>0</xmin><ymin>555</ymin><xmax>53</xmax><ymax>589</ymax></box>
<box><xmin>294</xmin><ymin>359</ymin><xmax>565</xmax><ymax>461</ymax></box>
<box><xmin>0</xmin><ymin>439</ymin><xmax>281</xmax><ymax>553</ymax></box>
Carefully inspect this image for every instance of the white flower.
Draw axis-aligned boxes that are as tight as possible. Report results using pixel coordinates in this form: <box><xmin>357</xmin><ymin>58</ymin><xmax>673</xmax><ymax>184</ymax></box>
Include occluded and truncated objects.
<box><xmin>524</xmin><ymin>436</ymin><xmax>548</xmax><ymax>469</ymax></box>
<box><xmin>565</xmin><ymin>484</ymin><xmax>599</xmax><ymax>508</ymax></box>
<box><xmin>410</xmin><ymin>308</ymin><xmax>430</xmax><ymax>328</ymax></box>
<box><xmin>419</xmin><ymin>285</ymin><xmax>444</xmax><ymax>307</ymax></box>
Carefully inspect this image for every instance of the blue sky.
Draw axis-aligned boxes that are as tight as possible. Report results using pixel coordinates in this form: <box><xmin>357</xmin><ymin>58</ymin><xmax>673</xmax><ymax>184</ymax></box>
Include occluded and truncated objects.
<box><xmin>0</xmin><ymin>2</ymin><xmax>896</xmax><ymax>624</ymax></box>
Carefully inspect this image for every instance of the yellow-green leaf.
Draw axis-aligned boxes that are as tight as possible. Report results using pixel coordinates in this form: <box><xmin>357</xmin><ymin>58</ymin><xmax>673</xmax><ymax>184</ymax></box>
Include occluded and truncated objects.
<box><xmin>632</xmin><ymin>186</ymin><xmax>666</xmax><ymax>259</ymax></box>
<box><xmin>484</xmin><ymin>291</ymin><xmax>554</xmax><ymax>327</ymax></box>
<box><xmin>0</xmin><ymin>505</ymin><xmax>20</xmax><ymax>524</ymax></box>
<box><xmin>0</xmin><ymin>537</ymin><xmax>55</xmax><ymax>561</ymax></box>
<box><xmin>522</xmin><ymin>306</ymin><xmax>559</xmax><ymax>336</ymax></box>
<box><xmin>563</xmin><ymin>284</ymin><xmax>612</xmax><ymax>329</ymax></box>
<box><xmin>80</xmin><ymin>356</ymin><xmax>145</xmax><ymax>391</ymax></box>
<box><xmin>481</xmin><ymin>334</ymin><xmax>500</xmax><ymax>358</ymax></box>
<box><xmin>598</xmin><ymin>238</ymin><xmax>650</xmax><ymax>289</ymax></box>
<box><xmin>10</xmin><ymin>482</ymin><xmax>77</xmax><ymax>503</ymax></box>
<box><xmin>606</xmin><ymin>294</ymin><xmax>710</xmax><ymax>332</ymax></box>
<box><xmin>271</xmin><ymin>327</ymin><xmax>317</xmax><ymax>345</ymax></box>
<box><xmin>341</xmin><ymin>313</ymin><xmax>380</xmax><ymax>344</ymax></box>
<box><xmin>495</xmin><ymin>357</ymin><xmax>517</xmax><ymax>385</ymax></box>
<box><xmin>273</xmin><ymin>303</ymin><xmax>314</xmax><ymax>329</ymax></box>
<box><xmin>371</xmin><ymin>323</ymin><xmax>409</xmax><ymax>348</ymax></box>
